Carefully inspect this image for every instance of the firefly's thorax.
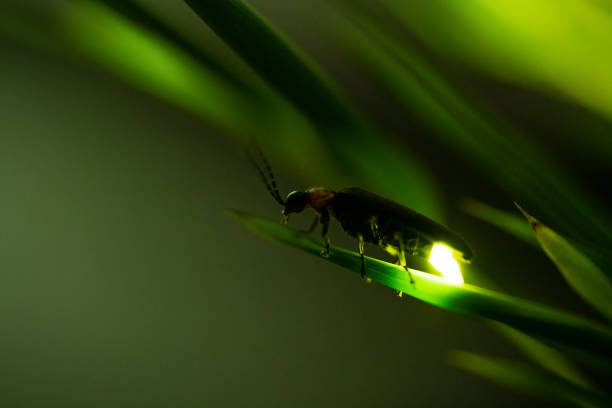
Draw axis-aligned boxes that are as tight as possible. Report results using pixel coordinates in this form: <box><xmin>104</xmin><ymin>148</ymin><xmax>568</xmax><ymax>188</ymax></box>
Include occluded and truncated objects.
<box><xmin>306</xmin><ymin>187</ymin><xmax>335</xmax><ymax>211</ymax></box>
<box><xmin>282</xmin><ymin>187</ymin><xmax>335</xmax><ymax>216</ymax></box>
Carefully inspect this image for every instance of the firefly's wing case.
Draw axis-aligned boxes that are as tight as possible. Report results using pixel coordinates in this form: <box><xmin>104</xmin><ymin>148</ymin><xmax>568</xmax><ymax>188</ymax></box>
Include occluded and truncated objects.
<box><xmin>330</xmin><ymin>187</ymin><xmax>473</xmax><ymax>262</ymax></box>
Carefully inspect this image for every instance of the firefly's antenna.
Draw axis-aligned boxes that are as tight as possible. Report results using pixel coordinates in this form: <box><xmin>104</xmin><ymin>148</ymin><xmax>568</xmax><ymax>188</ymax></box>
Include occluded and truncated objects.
<box><xmin>247</xmin><ymin>141</ymin><xmax>285</xmax><ymax>206</ymax></box>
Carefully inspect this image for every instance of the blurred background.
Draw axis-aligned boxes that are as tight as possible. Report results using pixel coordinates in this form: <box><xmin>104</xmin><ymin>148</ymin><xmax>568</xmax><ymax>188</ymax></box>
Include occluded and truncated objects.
<box><xmin>1</xmin><ymin>0</ymin><xmax>611</xmax><ymax>406</ymax></box>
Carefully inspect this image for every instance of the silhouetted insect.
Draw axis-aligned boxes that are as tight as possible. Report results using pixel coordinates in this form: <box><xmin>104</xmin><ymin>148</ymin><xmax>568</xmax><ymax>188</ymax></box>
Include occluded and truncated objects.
<box><xmin>248</xmin><ymin>145</ymin><xmax>473</xmax><ymax>285</ymax></box>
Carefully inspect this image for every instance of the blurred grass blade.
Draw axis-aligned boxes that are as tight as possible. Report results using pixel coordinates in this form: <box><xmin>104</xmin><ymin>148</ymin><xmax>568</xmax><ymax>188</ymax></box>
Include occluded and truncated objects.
<box><xmin>232</xmin><ymin>211</ymin><xmax>612</xmax><ymax>359</ymax></box>
<box><xmin>184</xmin><ymin>0</ymin><xmax>443</xmax><ymax>220</ymax></box>
<box><xmin>461</xmin><ymin>199</ymin><xmax>538</xmax><ymax>246</ymax></box>
<box><xmin>62</xmin><ymin>0</ymin><xmax>333</xmax><ymax>177</ymax></box>
<box><xmin>2</xmin><ymin>0</ymin><xmax>277</xmax><ymax>134</ymax></box>
<box><xmin>516</xmin><ymin>203</ymin><xmax>612</xmax><ymax>322</ymax></box>
<box><xmin>88</xmin><ymin>0</ymin><xmax>322</xmax><ymax>162</ymax></box>
<box><xmin>554</xmin><ymin>343</ymin><xmax>612</xmax><ymax>374</ymax></box>
<box><xmin>450</xmin><ymin>351</ymin><xmax>609</xmax><ymax>407</ymax></box>
<box><xmin>97</xmin><ymin>0</ymin><xmax>256</xmax><ymax>94</ymax></box>
<box><xmin>183</xmin><ymin>0</ymin><xmax>360</xmax><ymax>133</ymax></box>
<box><xmin>460</xmin><ymin>199</ymin><xmax>591</xmax><ymax>386</ymax></box>
<box><xmin>378</xmin><ymin>0</ymin><xmax>612</xmax><ymax>124</ymax></box>
<box><xmin>4</xmin><ymin>1</ymin><xmax>363</xmax><ymax>193</ymax></box>
<box><xmin>493</xmin><ymin>323</ymin><xmax>591</xmax><ymax>389</ymax></box>
<box><xmin>62</xmin><ymin>1</ymin><xmax>259</xmax><ymax>133</ymax></box>
<box><xmin>332</xmin><ymin>2</ymin><xmax>612</xmax><ymax>269</ymax></box>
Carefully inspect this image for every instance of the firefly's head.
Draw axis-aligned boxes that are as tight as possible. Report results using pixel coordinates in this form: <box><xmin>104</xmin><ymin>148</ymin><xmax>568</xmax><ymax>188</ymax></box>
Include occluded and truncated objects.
<box><xmin>247</xmin><ymin>143</ymin><xmax>334</xmax><ymax>223</ymax></box>
<box><xmin>282</xmin><ymin>191</ymin><xmax>309</xmax><ymax>216</ymax></box>
<box><xmin>248</xmin><ymin>143</ymin><xmax>305</xmax><ymax>222</ymax></box>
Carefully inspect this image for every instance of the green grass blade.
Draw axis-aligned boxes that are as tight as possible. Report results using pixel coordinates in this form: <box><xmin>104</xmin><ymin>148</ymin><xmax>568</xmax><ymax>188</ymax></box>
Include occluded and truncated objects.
<box><xmin>93</xmin><ymin>0</ymin><xmax>329</xmax><ymax>166</ymax></box>
<box><xmin>516</xmin><ymin>204</ymin><xmax>612</xmax><ymax>322</ymax></box>
<box><xmin>332</xmin><ymin>2</ymin><xmax>612</xmax><ymax>266</ymax></box>
<box><xmin>450</xmin><ymin>351</ymin><xmax>609</xmax><ymax>407</ymax></box>
<box><xmin>458</xmin><ymin>200</ymin><xmax>591</xmax><ymax>386</ymax></box>
<box><xmin>378</xmin><ymin>0</ymin><xmax>612</xmax><ymax>124</ymax></box>
<box><xmin>493</xmin><ymin>323</ymin><xmax>591</xmax><ymax>389</ymax></box>
<box><xmin>59</xmin><ymin>1</ymin><xmax>319</xmax><ymax>156</ymax></box>
<box><xmin>5</xmin><ymin>1</ymin><xmax>370</xmax><ymax>195</ymax></box>
<box><xmin>61</xmin><ymin>1</ymin><xmax>259</xmax><ymax>133</ymax></box>
<box><xmin>461</xmin><ymin>199</ymin><xmax>538</xmax><ymax>246</ymax></box>
<box><xmin>554</xmin><ymin>344</ymin><xmax>612</xmax><ymax>374</ymax></box>
<box><xmin>183</xmin><ymin>0</ymin><xmax>443</xmax><ymax>220</ymax></box>
<box><xmin>183</xmin><ymin>0</ymin><xmax>360</xmax><ymax>132</ymax></box>
<box><xmin>231</xmin><ymin>211</ymin><xmax>612</xmax><ymax>359</ymax></box>
<box><xmin>97</xmin><ymin>0</ymin><xmax>256</xmax><ymax>94</ymax></box>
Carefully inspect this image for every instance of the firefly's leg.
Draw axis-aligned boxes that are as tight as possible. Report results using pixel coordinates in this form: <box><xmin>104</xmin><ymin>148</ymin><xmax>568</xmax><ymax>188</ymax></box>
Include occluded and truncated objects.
<box><xmin>409</xmin><ymin>237</ymin><xmax>421</xmax><ymax>257</ymax></box>
<box><xmin>357</xmin><ymin>233</ymin><xmax>366</xmax><ymax>279</ymax></box>
<box><xmin>368</xmin><ymin>216</ymin><xmax>382</xmax><ymax>245</ymax></box>
<box><xmin>396</xmin><ymin>233</ymin><xmax>415</xmax><ymax>286</ymax></box>
<box><xmin>320</xmin><ymin>209</ymin><xmax>331</xmax><ymax>258</ymax></box>
<box><xmin>304</xmin><ymin>214</ymin><xmax>320</xmax><ymax>234</ymax></box>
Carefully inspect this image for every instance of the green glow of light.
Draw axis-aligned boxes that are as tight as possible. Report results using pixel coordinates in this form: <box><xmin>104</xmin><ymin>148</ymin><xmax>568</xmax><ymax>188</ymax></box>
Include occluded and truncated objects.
<box><xmin>429</xmin><ymin>243</ymin><xmax>464</xmax><ymax>285</ymax></box>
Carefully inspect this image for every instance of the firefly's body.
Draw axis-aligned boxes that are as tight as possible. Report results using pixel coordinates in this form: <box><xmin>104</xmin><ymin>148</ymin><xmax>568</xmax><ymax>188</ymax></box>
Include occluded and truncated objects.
<box><xmin>323</xmin><ymin>187</ymin><xmax>473</xmax><ymax>261</ymax></box>
<box><xmin>248</xmin><ymin>145</ymin><xmax>473</xmax><ymax>283</ymax></box>
<box><xmin>301</xmin><ymin>187</ymin><xmax>472</xmax><ymax>281</ymax></box>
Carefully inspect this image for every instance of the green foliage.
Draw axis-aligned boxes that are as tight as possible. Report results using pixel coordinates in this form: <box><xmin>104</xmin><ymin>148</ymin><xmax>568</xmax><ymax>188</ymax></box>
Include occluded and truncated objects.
<box><xmin>64</xmin><ymin>1</ymin><xmax>257</xmax><ymax>131</ymax></box>
<box><xmin>516</xmin><ymin>204</ymin><xmax>612</xmax><ymax>322</ymax></box>
<box><xmin>493</xmin><ymin>323</ymin><xmax>591</xmax><ymax>389</ymax></box>
<box><xmin>5</xmin><ymin>0</ymin><xmax>612</xmax><ymax>404</ymax></box>
<box><xmin>183</xmin><ymin>0</ymin><xmax>443</xmax><ymax>219</ymax></box>
<box><xmin>232</xmin><ymin>211</ymin><xmax>612</xmax><ymax>362</ymax></box>
<box><xmin>450</xmin><ymin>351</ymin><xmax>610</xmax><ymax>407</ymax></box>
<box><xmin>97</xmin><ymin>0</ymin><xmax>257</xmax><ymax>94</ymax></box>
<box><xmin>461</xmin><ymin>199</ymin><xmax>538</xmax><ymax>247</ymax></box>
<box><xmin>332</xmin><ymin>1</ymin><xmax>612</xmax><ymax>269</ymax></box>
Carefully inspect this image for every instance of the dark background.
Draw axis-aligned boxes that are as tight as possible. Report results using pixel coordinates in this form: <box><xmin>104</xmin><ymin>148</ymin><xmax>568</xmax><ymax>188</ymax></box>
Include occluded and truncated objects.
<box><xmin>1</xmin><ymin>0</ymin><xmax>610</xmax><ymax>406</ymax></box>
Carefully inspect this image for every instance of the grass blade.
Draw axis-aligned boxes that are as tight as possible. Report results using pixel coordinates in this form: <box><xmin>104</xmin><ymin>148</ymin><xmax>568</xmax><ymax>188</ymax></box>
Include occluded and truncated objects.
<box><xmin>62</xmin><ymin>1</ymin><xmax>259</xmax><ymax>132</ymax></box>
<box><xmin>458</xmin><ymin>200</ymin><xmax>592</xmax><ymax>387</ymax></box>
<box><xmin>516</xmin><ymin>203</ymin><xmax>612</xmax><ymax>322</ymax></box>
<box><xmin>461</xmin><ymin>199</ymin><xmax>538</xmax><ymax>246</ymax></box>
<box><xmin>231</xmin><ymin>211</ymin><xmax>612</xmax><ymax>359</ymax></box>
<box><xmin>5</xmin><ymin>1</ymin><xmax>376</xmax><ymax>196</ymax></box>
<box><xmin>61</xmin><ymin>0</ymin><xmax>328</xmax><ymax>177</ymax></box>
<box><xmin>184</xmin><ymin>0</ymin><xmax>443</xmax><ymax>220</ymax></box>
<box><xmin>450</xmin><ymin>351</ymin><xmax>609</xmax><ymax>407</ymax></box>
<box><xmin>332</xmin><ymin>1</ymin><xmax>612</xmax><ymax>270</ymax></box>
<box><xmin>184</xmin><ymin>0</ymin><xmax>352</xmax><ymax>128</ymax></box>
<box><xmin>493</xmin><ymin>323</ymin><xmax>591</xmax><ymax>389</ymax></box>
<box><xmin>98</xmin><ymin>0</ymin><xmax>256</xmax><ymax>94</ymax></box>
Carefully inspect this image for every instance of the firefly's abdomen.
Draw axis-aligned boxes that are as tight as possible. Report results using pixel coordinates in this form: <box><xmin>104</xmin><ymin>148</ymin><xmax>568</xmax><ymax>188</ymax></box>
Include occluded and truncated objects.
<box><xmin>329</xmin><ymin>187</ymin><xmax>474</xmax><ymax>262</ymax></box>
